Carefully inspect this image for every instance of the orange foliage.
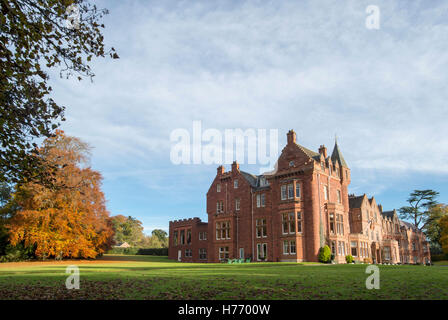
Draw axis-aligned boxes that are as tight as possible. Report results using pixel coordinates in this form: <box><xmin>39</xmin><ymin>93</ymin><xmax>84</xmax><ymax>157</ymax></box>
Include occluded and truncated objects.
<box><xmin>7</xmin><ymin>131</ymin><xmax>114</xmax><ymax>259</ymax></box>
<box><xmin>441</xmin><ymin>215</ymin><xmax>448</xmax><ymax>255</ymax></box>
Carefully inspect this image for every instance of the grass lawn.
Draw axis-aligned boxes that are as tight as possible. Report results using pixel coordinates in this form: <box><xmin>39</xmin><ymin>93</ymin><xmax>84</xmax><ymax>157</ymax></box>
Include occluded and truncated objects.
<box><xmin>0</xmin><ymin>254</ymin><xmax>447</xmax><ymax>300</ymax></box>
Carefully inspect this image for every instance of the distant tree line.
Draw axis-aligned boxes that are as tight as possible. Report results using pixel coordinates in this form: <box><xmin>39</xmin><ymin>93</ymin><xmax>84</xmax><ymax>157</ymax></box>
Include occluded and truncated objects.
<box><xmin>110</xmin><ymin>215</ymin><xmax>168</xmax><ymax>249</ymax></box>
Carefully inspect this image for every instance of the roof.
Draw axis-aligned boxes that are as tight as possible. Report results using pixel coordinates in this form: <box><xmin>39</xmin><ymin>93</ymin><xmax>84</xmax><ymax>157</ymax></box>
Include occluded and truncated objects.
<box><xmin>381</xmin><ymin>210</ymin><xmax>396</xmax><ymax>219</ymax></box>
<box><xmin>296</xmin><ymin>143</ymin><xmax>320</xmax><ymax>159</ymax></box>
<box><xmin>240</xmin><ymin>171</ymin><xmax>270</xmax><ymax>190</ymax></box>
<box><xmin>349</xmin><ymin>195</ymin><xmax>365</xmax><ymax>209</ymax></box>
<box><xmin>400</xmin><ymin>220</ymin><xmax>417</xmax><ymax>230</ymax></box>
<box><xmin>331</xmin><ymin>142</ymin><xmax>348</xmax><ymax>168</ymax></box>
<box><xmin>240</xmin><ymin>171</ymin><xmax>258</xmax><ymax>188</ymax></box>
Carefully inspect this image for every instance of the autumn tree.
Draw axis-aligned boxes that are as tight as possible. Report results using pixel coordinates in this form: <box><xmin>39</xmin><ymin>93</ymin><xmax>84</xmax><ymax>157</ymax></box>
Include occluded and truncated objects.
<box><xmin>0</xmin><ymin>0</ymin><xmax>118</xmax><ymax>184</ymax></box>
<box><xmin>110</xmin><ymin>215</ymin><xmax>145</xmax><ymax>246</ymax></box>
<box><xmin>399</xmin><ymin>190</ymin><xmax>440</xmax><ymax>231</ymax></box>
<box><xmin>424</xmin><ymin>204</ymin><xmax>448</xmax><ymax>253</ymax></box>
<box><xmin>6</xmin><ymin>131</ymin><xmax>114</xmax><ymax>259</ymax></box>
<box><xmin>440</xmin><ymin>215</ymin><xmax>448</xmax><ymax>255</ymax></box>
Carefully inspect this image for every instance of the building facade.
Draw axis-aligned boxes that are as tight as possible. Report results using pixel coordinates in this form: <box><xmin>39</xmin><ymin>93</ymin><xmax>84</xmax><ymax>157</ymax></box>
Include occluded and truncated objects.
<box><xmin>168</xmin><ymin>130</ymin><xmax>431</xmax><ymax>264</ymax></box>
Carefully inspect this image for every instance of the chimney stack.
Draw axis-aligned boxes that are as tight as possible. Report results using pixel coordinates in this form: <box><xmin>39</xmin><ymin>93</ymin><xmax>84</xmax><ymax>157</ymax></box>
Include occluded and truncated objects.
<box><xmin>217</xmin><ymin>165</ymin><xmax>225</xmax><ymax>175</ymax></box>
<box><xmin>231</xmin><ymin>161</ymin><xmax>239</xmax><ymax>172</ymax></box>
<box><xmin>318</xmin><ymin>145</ymin><xmax>328</xmax><ymax>158</ymax></box>
<box><xmin>287</xmin><ymin>130</ymin><xmax>296</xmax><ymax>145</ymax></box>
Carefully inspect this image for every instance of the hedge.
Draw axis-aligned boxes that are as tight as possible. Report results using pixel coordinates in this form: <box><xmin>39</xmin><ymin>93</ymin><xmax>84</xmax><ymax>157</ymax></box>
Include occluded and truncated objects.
<box><xmin>107</xmin><ymin>247</ymin><xmax>168</xmax><ymax>256</ymax></box>
<box><xmin>431</xmin><ymin>253</ymin><xmax>448</xmax><ymax>262</ymax></box>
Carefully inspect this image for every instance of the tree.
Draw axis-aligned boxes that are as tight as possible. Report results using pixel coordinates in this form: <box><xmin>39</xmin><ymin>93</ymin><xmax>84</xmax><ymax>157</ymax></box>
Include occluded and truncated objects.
<box><xmin>424</xmin><ymin>204</ymin><xmax>448</xmax><ymax>252</ymax></box>
<box><xmin>6</xmin><ymin>131</ymin><xmax>114</xmax><ymax>259</ymax></box>
<box><xmin>152</xmin><ymin>229</ymin><xmax>167</xmax><ymax>242</ymax></box>
<box><xmin>110</xmin><ymin>215</ymin><xmax>145</xmax><ymax>246</ymax></box>
<box><xmin>0</xmin><ymin>0</ymin><xmax>118</xmax><ymax>184</ymax></box>
<box><xmin>399</xmin><ymin>190</ymin><xmax>440</xmax><ymax>231</ymax></box>
<box><xmin>440</xmin><ymin>215</ymin><xmax>448</xmax><ymax>255</ymax></box>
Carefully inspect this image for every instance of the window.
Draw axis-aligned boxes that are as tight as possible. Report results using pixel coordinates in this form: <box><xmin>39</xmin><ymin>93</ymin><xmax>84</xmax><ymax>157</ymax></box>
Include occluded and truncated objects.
<box><xmin>337</xmin><ymin>190</ymin><xmax>342</xmax><ymax>204</ymax></box>
<box><xmin>256</xmin><ymin>194</ymin><xmax>265</xmax><ymax>208</ymax></box>
<box><xmin>217</xmin><ymin>183</ymin><xmax>221</xmax><ymax>192</ymax></box>
<box><xmin>295</xmin><ymin>183</ymin><xmax>301</xmax><ymax>198</ymax></box>
<box><xmin>234</xmin><ymin>179</ymin><xmax>238</xmax><ymax>189</ymax></box>
<box><xmin>324</xmin><ymin>185</ymin><xmax>329</xmax><ymax>201</ymax></box>
<box><xmin>331</xmin><ymin>241</ymin><xmax>336</xmax><ymax>255</ymax></box>
<box><xmin>287</xmin><ymin>183</ymin><xmax>294</xmax><ymax>199</ymax></box>
<box><xmin>321</xmin><ymin>162</ymin><xmax>325</xmax><ymax>171</ymax></box>
<box><xmin>199</xmin><ymin>248</ymin><xmax>207</xmax><ymax>260</ymax></box>
<box><xmin>383</xmin><ymin>247</ymin><xmax>391</xmax><ymax>261</ymax></box>
<box><xmin>187</xmin><ymin>229</ymin><xmax>191</xmax><ymax>245</ymax></box>
<box><xmin>351</xmin><ymin>241</ymin><xmax>358</xmax><ymax>257</ymax></box>
<box><xmin>283</xmin><ymin>240</ymin><xmax>290</xmax><ymax>255</ymax></box>
<box><xmin>185</xmin><ymin>249</ymin><xmax>192</xmax><ymax>257</ymax></box>
<box><xmin>260</xmin><ymin>177</ymin><xmax>268</xmax><ymax>186</ymax></box>
<box><xmin>338</xmin><ymin>241</ymin><xmax>342</xmax><ymax>255</ymax></box>
<box><xmin>329</xmin><ymin>213</ymin><xmax>335</xmax><ymax>234</ymax></box>
<box><xmin>235</xmin><ymin>198</ymin><xmax>240</xmax><ymax>211</ymax></box>
<box><xmin>256</xmin><ymin>219</ymin><xmax>267</xmax><ymax>238</ymax></box>
<box><xmin>290</xmin><ymin>240</ymin><xmax>296</xmax><ymax>254</ymax></box>
<box><xmin>219</xmin><ymin>247</ymin><xmax>229</xmax><ymax>260</ymax></box>
<box><xmin>297</xmin><ymin>212</ymin><xmax>303</xmax><ymax>233</ymax></box>
<box><xmin>257</xmin><ymin>243</ymin><xmax>267</xmax><ymax>261</ymax></box>
<box><xmin>281</xmin><ymin>185</ymin><xmax>287</xmax><ymax>200</ymax></box>
<box><xmin>199</xmin><ymin>232</ymin><xmax>207</xmax><ymax>241</ymax></box>
<box><xmin>282</xmin><ymin>212</ymin><xmax>295</xmax><ymax>234</ymax></box>
<box><xmin>180</xmin><ymin>230</ymin><xmax>185</xmax><ymax>245</ymax></box>
<box><xmin>335</xmin><ymin>167</ymin><xmax>340</xmax><ymax>177</ymax></box>
<box><xmin>289</xmin><ymin>161</ymin><xmax>294</xmax><ymax>167</ymax></box>
<box><xmin>216</xmin><ymin>201</ymin><xmax>224</xmax><ymax>213</ymax></box>
<box><xmin>174</xmin><ymin>231</ymin><xmax>178</xmax><ymax>246</ymax></box>
<box><xmin>336</xmin><ymin>214</ymin><xmax>344</xmax><ymax>235</ymax></box>
<box><xmin>216</xmin><ymin>221</ymin><xmax>231</xmax><ymax>240</ymax></box>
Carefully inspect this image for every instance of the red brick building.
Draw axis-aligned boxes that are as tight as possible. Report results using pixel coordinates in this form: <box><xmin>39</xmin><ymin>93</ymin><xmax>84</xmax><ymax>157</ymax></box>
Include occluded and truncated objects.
<box><xmin>169</xmin><ymin>130</ymin><xmax>431</xmax><ymax>264</ymax></box>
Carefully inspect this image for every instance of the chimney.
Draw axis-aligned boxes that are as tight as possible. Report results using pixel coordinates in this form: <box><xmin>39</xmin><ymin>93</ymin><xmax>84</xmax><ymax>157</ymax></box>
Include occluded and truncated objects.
<box><xmin>217</xmin><ymin>165</ymin><xmax>225</xmax><ymax>175</ymax></box>
<box><xmin>318</xmin><ymin>145</ymin><xmax>328</xmax><ymax>158</ymax></box>
<box><xmin>287</xmin><ymin>130</ymin><xmax>296</xmax><ymax>145</ymax></box>
<box><xmin>231</xmin><ymin>161</ymin><xmax>239</xmax><ymax>172</ymax></box>
<box><xmin>379</xmin><ymin>205</ymin><xmax>383</xmax><ymax>213</ymax></box>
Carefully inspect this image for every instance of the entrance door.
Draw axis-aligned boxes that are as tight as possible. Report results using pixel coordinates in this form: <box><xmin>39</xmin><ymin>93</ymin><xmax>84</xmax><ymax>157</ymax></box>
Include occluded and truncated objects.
<box><xmin>178</xmin><ymin>250</ymin><xmax>182</xmax><ymax>262</ymax></box>
<box><xmin>239</xmin><ymin>248</ymin><xmax>244</xmax><ymax>259</ymax></box>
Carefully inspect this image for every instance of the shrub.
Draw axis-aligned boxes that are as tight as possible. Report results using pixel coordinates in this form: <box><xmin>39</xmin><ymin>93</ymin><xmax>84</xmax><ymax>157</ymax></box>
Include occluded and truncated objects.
<box><xmin>363</xmin><ymin>257</ymin><xmax>373</xmax><ymax>264</ymax></box>
<box><xmin>318</xmin><ymin>245</ymin><xmax>332</xmax><ymax>263</ymax></box>
<box><xmin>431</xmin><ymin>253</ymin><xmax>448</xmax><ymax>262</ymax></box>
<box><xmin>345</xmin><ymin>255</ymin><xmax>354</xmax><ymax>263</ymax></box>
<box><xmin>0</xmin><ymin>243</ymin><xmax>35</xmax><ymax>263</ymax></box>
<box><xmin>107</xmin><ymin>247</ymin><xmax>168</xmax><ymax>256</ymax></box>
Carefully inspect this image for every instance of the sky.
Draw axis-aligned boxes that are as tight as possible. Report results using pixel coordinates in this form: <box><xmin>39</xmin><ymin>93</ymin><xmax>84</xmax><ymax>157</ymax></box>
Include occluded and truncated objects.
<box><xmin>49</xmin><ymin>0</ymin><xmax>448</xmax><ymax>234</ymax></box>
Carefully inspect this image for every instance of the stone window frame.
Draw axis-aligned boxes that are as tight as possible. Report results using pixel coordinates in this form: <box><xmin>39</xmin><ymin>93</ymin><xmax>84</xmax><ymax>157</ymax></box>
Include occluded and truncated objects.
<box><xmin>256</xmin><ymin>218</ymin><xmax>267</xmax><ymax>238</ymax></box>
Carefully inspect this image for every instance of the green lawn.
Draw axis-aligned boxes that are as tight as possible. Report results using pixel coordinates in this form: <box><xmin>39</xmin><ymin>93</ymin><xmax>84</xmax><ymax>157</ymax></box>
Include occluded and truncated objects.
<box><xmin>0</xmin><ymin>254</ymin><xmax>447</xmax><ymax>300</ymax></box>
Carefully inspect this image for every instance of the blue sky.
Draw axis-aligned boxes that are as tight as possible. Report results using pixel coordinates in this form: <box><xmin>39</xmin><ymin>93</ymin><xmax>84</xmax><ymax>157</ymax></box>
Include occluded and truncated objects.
<box><xmin>49</xmin><ymin>0</ymin><xmax>448</xmax><ymax>234</ymax></box>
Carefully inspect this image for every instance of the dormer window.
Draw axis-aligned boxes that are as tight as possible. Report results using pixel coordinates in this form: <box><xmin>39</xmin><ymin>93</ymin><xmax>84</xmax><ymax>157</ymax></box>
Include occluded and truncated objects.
<box><xmin>260</xmin><ymin>177</ymin><xmax>269</xmax><ymax>187</ymax></box>
<box><xmin>217</xmin><ymin>184</ymin><xmax>221</xmax><ymax>192</ymax></box>
<box><xmin>234</xmin><ymin>179</ymin><xmax>238</xmax><ymax>189</ymax></box>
